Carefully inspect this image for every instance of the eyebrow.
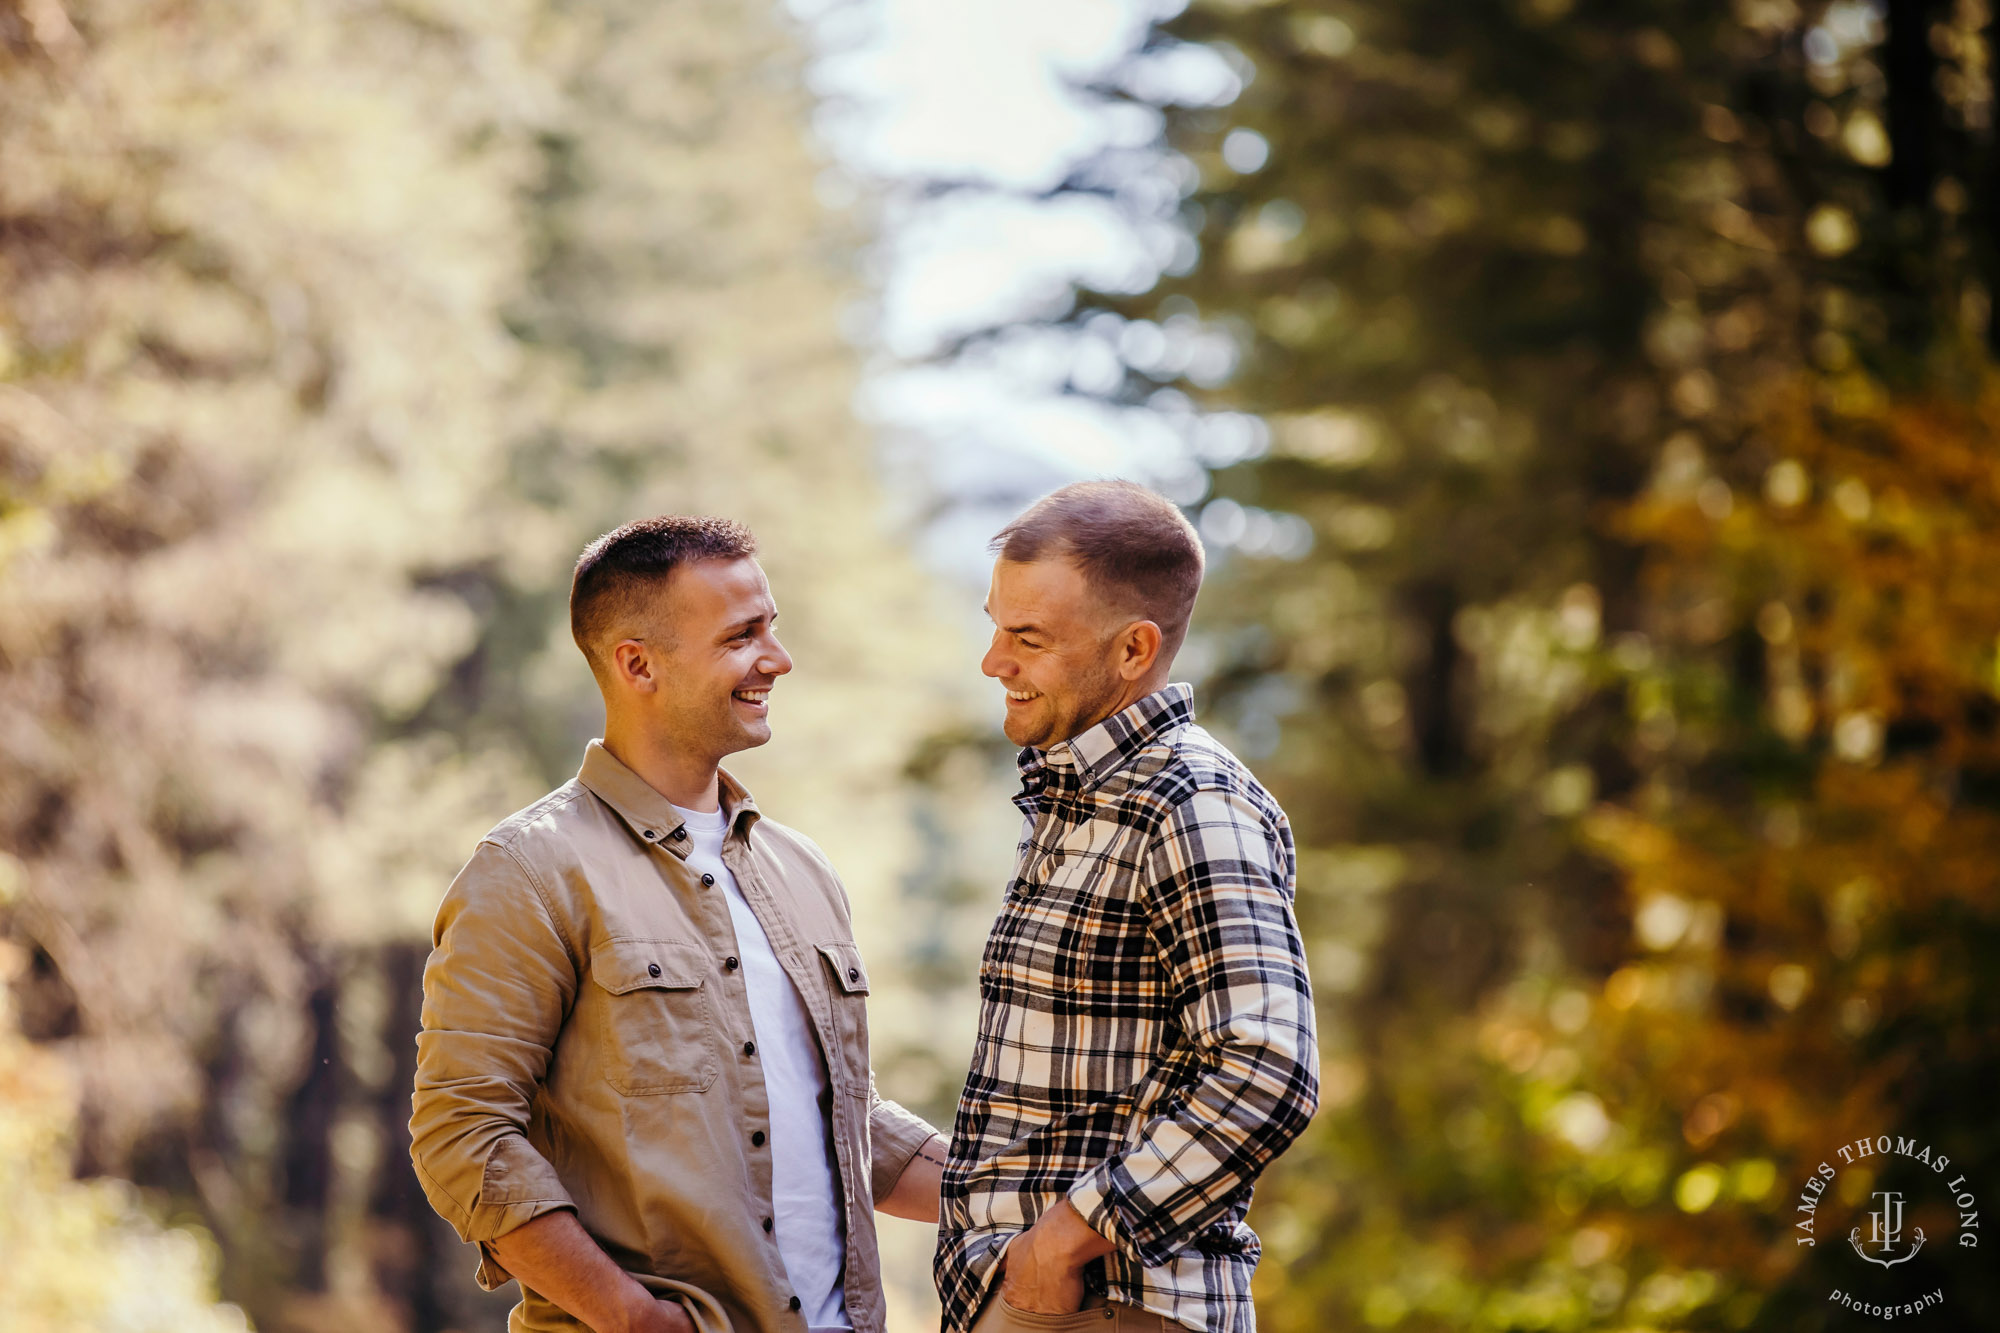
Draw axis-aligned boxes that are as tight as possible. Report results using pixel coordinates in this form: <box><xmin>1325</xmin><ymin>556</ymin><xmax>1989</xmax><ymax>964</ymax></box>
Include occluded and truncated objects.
<box><xmin>722</xmin><ymin>610</ymin><xmax>776</xmax><ymax>637</ymax></box>
<box><xmin>983</xmin><ymin>601</ymin><xmax>1043</xmax><ymax>637</ymax></box>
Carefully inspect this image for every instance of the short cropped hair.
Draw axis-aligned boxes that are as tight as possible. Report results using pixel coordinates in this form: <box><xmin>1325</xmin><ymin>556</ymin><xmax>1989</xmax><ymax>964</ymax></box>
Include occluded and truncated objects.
<box><xmin>570</xmin><ymin>515</ymin><xmax>758</xmax><ymax>675</ymax></box>
<box><xmin>991</xmin><ymin>481</ymin><xmax>1204</xmax><ymax>655</ymax></box>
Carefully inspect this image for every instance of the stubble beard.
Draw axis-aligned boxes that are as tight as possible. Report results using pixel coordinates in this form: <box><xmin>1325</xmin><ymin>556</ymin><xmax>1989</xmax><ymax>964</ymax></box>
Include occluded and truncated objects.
<box><xmin>719</xmin><ymin>697</ymin><xmax>771</xmax><ymax>756</ymax></box>
<box><xmin>674</xmin><ymin>690</ymin><xmax>770</xmax><ymax>770</ymax></box>
<box><xmin>1010</xmin><ymin>663</ymin><xmax>1125</xmax><ymax>750</ymax></box>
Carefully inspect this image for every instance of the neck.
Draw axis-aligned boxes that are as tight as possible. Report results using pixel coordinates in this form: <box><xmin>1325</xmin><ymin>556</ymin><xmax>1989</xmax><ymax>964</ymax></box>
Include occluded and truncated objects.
<box><xmin>601</xmin><ymin>715</ymin><xmax>722</xmax><ymax>812</ymax></box>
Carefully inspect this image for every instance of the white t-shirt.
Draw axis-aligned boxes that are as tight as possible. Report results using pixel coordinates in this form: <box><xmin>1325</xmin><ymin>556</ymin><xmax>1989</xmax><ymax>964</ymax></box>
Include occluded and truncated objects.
<box><xmin>672</xmin><ymin>802</ymin><xmax>850</xmax><ymax>1333</ymax></box>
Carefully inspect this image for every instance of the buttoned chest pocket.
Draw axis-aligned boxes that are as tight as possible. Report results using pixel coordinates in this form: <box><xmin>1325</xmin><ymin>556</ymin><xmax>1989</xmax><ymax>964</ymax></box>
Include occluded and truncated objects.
<box><xmin>981</xmin><ymin>872</ymin><xmax>1095</xmax><ymax>998</ymax></box>
<box><xmin>590</xmin><ymin>939</ymin><xmax>718</xmax><ymax>1095</ymax></box>
<box><xmin>815</xmin><ymin>941</ymin><xmax>872</xmax><ymax>1101</ymax></box>
<box><xmin>987</xmin><ymin>873</ymin><xmax>1160</xmax><ymax>1002</ymax></box>
<box><xmin>1055</xmin><ymin>888</ymin><xmax>1158</xmax><ymax>995</ymax></box>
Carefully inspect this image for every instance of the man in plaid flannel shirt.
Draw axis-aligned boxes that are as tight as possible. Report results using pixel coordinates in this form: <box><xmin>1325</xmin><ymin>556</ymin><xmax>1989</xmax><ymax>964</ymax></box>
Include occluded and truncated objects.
<box><xmin>937</xmin><ymin>482</ymin><xmax>1319</xmax><ymax>1333</ymax></box>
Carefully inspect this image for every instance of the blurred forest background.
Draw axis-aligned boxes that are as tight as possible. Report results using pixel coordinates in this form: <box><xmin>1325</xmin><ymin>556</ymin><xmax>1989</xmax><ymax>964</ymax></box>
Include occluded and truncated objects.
<box><xmin>4</xmin><ymin>0</ymin><xmax>1998</xmax><ymax>1331</ymax></box>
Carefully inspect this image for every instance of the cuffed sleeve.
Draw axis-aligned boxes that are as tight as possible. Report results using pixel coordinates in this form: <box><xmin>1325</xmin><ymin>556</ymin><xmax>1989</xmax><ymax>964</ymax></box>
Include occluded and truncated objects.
<box><xmin>409</xmin><ymin>839</ymin><xmax>580</xmax><ymax>1269</ymax></box>
<box><xmin>1066</xmin><ymin>787</ymin><xmax>1319</xmax><ymax>1267</ymax></box>
<box><xmin>866</xmin><ymin>1071</ymin><xmax>943</xmax><ymax>1204</ymax></box>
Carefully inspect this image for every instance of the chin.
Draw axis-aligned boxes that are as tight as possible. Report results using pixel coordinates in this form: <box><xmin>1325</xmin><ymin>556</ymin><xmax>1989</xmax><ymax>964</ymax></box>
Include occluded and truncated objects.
<box><xmin>712</xmin><ymin>720</ymin><xmax>772</xmax><ymax>757</ymax></box>
<box><xmin>1001</xmin><ymin>715</ymin><xmax>1048</xmax><ymax>749</ymax></box>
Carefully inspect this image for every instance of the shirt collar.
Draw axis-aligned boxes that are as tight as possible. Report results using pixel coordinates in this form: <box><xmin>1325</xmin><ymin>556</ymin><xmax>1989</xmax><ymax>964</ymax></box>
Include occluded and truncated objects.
<box><xmin>1018</xmin><ymin>683</ymin><xmax>1196</xmax><ymax>795</ymax></box>
<box><xmin>577</xmin><ymin>739</ymin><xmax>760</xmax><ymax>858</ymax></box>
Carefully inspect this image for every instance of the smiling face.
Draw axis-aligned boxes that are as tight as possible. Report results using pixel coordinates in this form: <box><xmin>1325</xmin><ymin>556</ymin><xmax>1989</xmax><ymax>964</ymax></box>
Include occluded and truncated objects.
<box><xmin>611</xmin><ymin>556</ymin><xmax>792</xmax><ymax>764</ymax></box>
<box><xmin>981</xmin><ymin>556</ymin><xmax>1161</xmax><ymax>749</ymax></box>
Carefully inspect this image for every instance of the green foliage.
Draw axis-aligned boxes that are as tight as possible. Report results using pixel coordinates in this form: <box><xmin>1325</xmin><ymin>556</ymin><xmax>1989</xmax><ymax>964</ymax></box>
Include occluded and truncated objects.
<box><xmin>1</xmin><ymin>0</ymin><xmax>972</xmax><ymax>1327</ymax></box>
<box><xmin>1070</xmin><ymin>1</ymin><xmax>2000</xmax><ymax>1329</ymax></box>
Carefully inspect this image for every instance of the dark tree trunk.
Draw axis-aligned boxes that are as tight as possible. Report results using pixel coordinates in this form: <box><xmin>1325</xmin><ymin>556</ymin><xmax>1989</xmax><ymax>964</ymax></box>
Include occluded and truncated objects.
<box><xmin>1881</xmin><ymin>0</ymin><xmax>1951</xmax><ymax>349</ymax></box>
<box><xmin>370</xmin><ymin>941</ymin><xmax>456</xmax><ymax>1333</ymax></box>
<box><xmin>1980</xmin><ymin>16</ymin><xmax>2000</xmax><ymax>352</ymax></box>
<box><xmin>1402</xmin><ymin>579</ymin><xmax>1467</xmax><ymax>779</ymax></box>
<box><xmin>1883</xmin><ymin>0</ymin><xmax>1946</xmax><ymax>211</ymax></box>
<box><xmin>280</xmin><ymin>963</ymin><xmax>342</xmax><ymax>1293</ymax></box>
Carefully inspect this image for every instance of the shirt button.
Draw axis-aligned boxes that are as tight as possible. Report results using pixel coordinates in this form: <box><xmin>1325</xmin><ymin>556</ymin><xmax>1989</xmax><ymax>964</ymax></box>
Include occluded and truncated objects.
<box><xmin>643</xmin><ymin>829</ymin><xmax>658</xmax><ymax>840</ymax></box>
<box><xmin>762</xmin><ymin>1217</ymin><xmax>773</xmax><ymax>1232</ymax></box>
<box><xmin>725</xmin><ymin>956</ymin><xmax>739</xmax><ymax>972</ymax></box>
<box><xmin>751</xmin><ymin>1130</ymin><xmax>766</xmax><ymax>1147</ymax></box>
<box><xmin>847</xmin><ymin>967</ymin><xmax>860</xmax><ymax>983</ymax></box>
<box><xmin>789</xmin><ymin>1297</ymin><xmax>801</xmax><ymax>1312</ymax></box>
<box><xmin>671</xmin><ymin>827</ymin><xmax>686</xmax><ymax>840</ymax></box>
<box><xmin>647</xmin><ymin>963</ymin><xmax>662</xmax><ymax>978</ymax></box>
<box><xmin>743</xmin><ymin>1041</ymin><xmax>756</xmax><ymax>1056</ymax></box>
<box><xmin>701</xmin><ymin>873</ymin><xmax>715</xmax><ymax>887</ymax></box>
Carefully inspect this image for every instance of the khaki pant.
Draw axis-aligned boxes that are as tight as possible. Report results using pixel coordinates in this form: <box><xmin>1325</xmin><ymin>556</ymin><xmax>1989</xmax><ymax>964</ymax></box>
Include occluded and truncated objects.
<box><xmin>970</xmin><ymin>1290</ymin><xmax>1177</xmax><ymax>1333</ymax></box>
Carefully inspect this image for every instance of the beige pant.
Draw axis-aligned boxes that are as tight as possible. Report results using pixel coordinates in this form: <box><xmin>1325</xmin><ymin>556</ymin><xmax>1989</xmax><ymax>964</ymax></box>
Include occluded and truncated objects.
<box><xmin>970</xmin><ymin>1290</ymin><xmax>1177</xmax><ymax>1333</ymax></box>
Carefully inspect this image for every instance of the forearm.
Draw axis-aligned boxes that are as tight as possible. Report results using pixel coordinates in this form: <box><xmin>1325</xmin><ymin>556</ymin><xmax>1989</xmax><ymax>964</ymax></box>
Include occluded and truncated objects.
<box><xmin>866</xmin><ymin>1088</ymin><xmax>944</xmax><ymax>1204</ymax></box>
<box><xmin>412</xmin><ymin>847</ymin><xmax>580</xmax><ymax>1248</ymax></box>
<box><xmin>1039</xmin><ymin>1198</ymin><xmax>1114</xmax><ymax>1264</ymax></box>
<box><xmin>1069</xmin><ymin>1038</ymin><xmax>1317</xmax><ymax>1264</ymax></box>
<box><xmin>1087</xmin><ymin>797</ymin><xmax>1317</xmax><ymax>1262</ymax></box>
<box><xmin>487</xmin><ymin>1211</ymin><xmax>684</xmax><ymax>1333</ymax></box>
<box><xmin>875</xmin><ymin>1133</ymin><xmax>947</xmax><ymax>1221</ymax></box>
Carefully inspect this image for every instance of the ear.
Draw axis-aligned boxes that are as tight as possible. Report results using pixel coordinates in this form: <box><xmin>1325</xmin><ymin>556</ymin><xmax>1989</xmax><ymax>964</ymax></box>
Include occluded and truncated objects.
<box><xmin>1115</xmin><ymin>620</ymin><xmax>1164</xmax><ymax>682</ymax></box>
<box><xmin>610</xmin><ymin>638</ymin><xmax>659</xmax><ymax>694</ymax></box>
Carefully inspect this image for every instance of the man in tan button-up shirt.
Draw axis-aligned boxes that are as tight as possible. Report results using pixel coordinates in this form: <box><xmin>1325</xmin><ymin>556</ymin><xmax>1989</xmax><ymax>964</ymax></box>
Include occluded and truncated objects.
<box><xmin>411</xmin><ymin>516</ymin><xmax>945</xmax><ymax>1333</ymax></box>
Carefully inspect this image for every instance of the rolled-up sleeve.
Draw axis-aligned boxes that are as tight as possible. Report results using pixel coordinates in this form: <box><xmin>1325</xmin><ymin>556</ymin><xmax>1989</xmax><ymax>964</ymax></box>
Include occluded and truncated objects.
<box><xmin>1065</xmin><ymin>787</ymin><xmax>1319</xmax><ymax>1267</ymax></box>
<box><xmin>866</xmin><ymin>1074</ymin><xmax>943</xmax><ymax>1204</ymax></box>
<box><xmin>410</xmin><ymin>839</ymin><xmax>579</xmax><ymax>1282</ymax></box>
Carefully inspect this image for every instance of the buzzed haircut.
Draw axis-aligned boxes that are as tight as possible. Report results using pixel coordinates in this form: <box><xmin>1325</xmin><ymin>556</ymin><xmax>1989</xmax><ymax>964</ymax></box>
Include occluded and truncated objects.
<box><xmin>570</xmin><ymin>515</ymin><xmax>758</xmax><ymax>676</ymax></box>
<box><xmin>991</xmin><ymin>480</ymin><xmax>1204</xmax><ymax>656</ymax></box>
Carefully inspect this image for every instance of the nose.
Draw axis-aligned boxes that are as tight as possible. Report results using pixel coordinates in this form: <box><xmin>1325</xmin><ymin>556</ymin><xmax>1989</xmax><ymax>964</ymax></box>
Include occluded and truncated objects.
<box><xmin>761</xmin><ymin>631</ymin><xmax>794</xmax><ymax>678</ymax></box>
<box><xmin>981</xmin><ymin>630</ymin><xmax>1011</xmax><ymax>680</ymax></box>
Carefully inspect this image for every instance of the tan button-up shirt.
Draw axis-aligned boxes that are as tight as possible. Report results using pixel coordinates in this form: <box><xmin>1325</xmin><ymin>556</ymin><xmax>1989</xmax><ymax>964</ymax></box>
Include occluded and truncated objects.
<box><xmin>410</xmin><ymin>741</ymin><xmax>938</xmax><ymax>1333</ymax></box>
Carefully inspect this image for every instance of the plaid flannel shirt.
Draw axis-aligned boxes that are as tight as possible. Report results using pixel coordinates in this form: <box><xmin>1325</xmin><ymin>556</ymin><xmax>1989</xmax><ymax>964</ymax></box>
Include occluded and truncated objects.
<box><xmin>936</xmin><ymin>684</ymin><xmax>1319</xmax><ymax>1333</ymax></box>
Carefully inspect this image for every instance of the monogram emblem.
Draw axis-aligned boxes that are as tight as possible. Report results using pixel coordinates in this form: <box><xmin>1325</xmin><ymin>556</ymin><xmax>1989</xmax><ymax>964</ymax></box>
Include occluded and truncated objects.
<box><xmin>1848</xmin><ymin>1190</ymin><xmax>1926</xmax><ymax>1268</ymax></box>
